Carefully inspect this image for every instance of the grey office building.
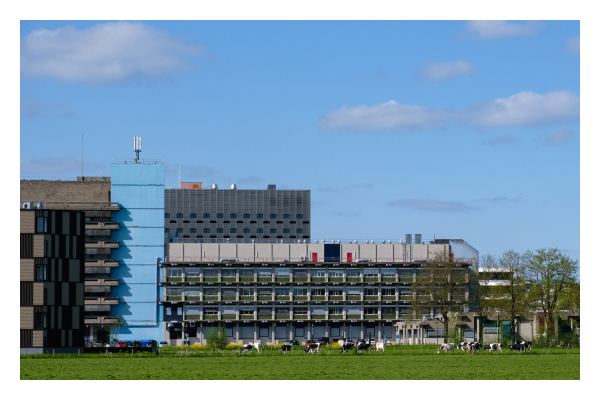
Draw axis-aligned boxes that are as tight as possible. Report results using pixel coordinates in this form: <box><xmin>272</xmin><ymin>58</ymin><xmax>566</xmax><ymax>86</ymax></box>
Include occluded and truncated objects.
<box><xmin>164</xmin><ymin>184</ymin><xmax>310</xmax><ymax>244</ymax></box>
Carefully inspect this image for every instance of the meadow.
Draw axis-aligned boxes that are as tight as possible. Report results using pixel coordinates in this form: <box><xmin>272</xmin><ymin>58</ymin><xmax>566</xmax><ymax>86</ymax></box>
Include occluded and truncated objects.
<box><xmin>20</xmin><ymin>345</ymin><xmax>579</xmax><ymax>380</ymax></box>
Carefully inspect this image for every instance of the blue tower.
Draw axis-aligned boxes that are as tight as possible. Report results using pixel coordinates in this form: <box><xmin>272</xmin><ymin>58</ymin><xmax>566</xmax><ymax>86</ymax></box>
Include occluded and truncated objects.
<box><xmin>110</xmin><ymin>151</ymin><xmax>164</xmax><ymax>341</ymax></box>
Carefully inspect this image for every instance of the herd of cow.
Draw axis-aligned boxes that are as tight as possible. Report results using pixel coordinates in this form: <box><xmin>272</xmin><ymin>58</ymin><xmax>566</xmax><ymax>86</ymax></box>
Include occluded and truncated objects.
<box><xmin>240</xmin><ymin>340</ymin><xmax>533</xmax><ymax>354</ymax></box>
<box><xmin>437</xmin><ymin>341</ymin><xmax>533</xmax><ymax>354</ymax></box>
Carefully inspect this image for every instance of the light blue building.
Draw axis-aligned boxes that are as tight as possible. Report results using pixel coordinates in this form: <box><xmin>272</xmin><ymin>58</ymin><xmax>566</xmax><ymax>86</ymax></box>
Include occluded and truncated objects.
<box><xmin>111</xmin><ymin>160</ymin><xmax>164</xmax><ymax>341</ymax></box>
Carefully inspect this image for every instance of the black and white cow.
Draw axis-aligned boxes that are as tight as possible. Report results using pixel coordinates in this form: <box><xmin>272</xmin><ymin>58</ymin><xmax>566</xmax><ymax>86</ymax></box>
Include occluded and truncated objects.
<box><xmin>518</xmin><ymin>341</ymin><xmax>532</xmax><ymax>351</ymax></box>
<box><xmin>242</xmin><ymin>342</ymin><xmax>259</xmax><ymax>352</ymax></box>
<box><xmin>510</xmin><ymin>343</ymin><xmax>525</xmax><ymax>352</ymax></box>
<box><xmin>484</xmin><ymin>343</ymin><xmax>502</xmax><ymax>353</ymax></box>
<box><xmin>340</xmin><ymin>343</ymin><xmax>354</xmax><ymax>353</ymax></box>
<box><xmin>355</xmin><ymin>342</ymin><xmax>371</xmax><ymax>353</ymax></box>
<box><xmin>280</xmin><ymin>344</ymin><xmax>292</xmax><ymax>352</ymax></box>
<box><xmin>457</xmin><ymin>342</ymin><xmax>470</xmax><ymax>351</ymax></box>
<box><xmin>468</xmin><ymin>342</ymin><xmax>482</xmax><ymax>353</ymax></box>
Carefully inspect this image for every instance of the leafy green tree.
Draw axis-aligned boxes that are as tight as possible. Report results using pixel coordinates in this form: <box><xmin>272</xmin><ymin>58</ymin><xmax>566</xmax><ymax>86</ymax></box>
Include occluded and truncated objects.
<box><xmin>494</xmin><ymin>250</ymin><xmax>532</xmax><ymax>343</ymax></box>
<box><xmin>206</xmin><ymin>325</ymin><xmax>229</xmax><ymax>350</ymax></box>
<box><xmin>525</xmin><ymin>248</ymin><xmax>578</xmax><ymax>344</ymax></box>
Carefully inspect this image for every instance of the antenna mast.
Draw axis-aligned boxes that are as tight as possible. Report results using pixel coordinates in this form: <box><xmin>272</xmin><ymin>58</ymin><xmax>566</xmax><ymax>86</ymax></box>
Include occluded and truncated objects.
<box><xmin>81</xmin><ymin>134</ymin><xmax>83</xmax><ymax>178</ymax></box>
<box><xmin>134</xmin><ymin>136</ymin><xmax>142</xmax><ymax>163</ymax></box>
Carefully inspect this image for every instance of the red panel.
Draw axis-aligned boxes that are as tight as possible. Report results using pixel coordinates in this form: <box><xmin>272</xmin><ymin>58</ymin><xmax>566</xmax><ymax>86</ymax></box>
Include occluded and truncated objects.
<box><xmin>347</xmin><ymin>253</ymin><xmax>352</xmax><ymax>262</ymax></box>
<box><xmin>312</xmin><ymin>253</ymin><xmax>318</xmax><ymax>262</ymax></box>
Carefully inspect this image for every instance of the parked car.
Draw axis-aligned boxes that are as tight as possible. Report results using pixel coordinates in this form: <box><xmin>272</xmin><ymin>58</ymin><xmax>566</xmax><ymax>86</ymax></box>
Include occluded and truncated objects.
<box><xmin>132</xmin><ymin>341</ymin><xmax>142</xmax><ymax>347</ymax></box>
<box><xmin>126</xmin><ymin>341</ymin><xmax>133</xmax><ymax>347</ymax></box>
<box><xmin>92</xmin><ymin>340</ymin><xmax>103</xmax><ymax>347</ymax></box>
<box><xmin>117</xmin><ymin>341</ymin><xmax>127</xmax><ymax>348</ymax></box>
<box><xmin>306</xmin><ymin>339</ymin><xmax>318</xmax><ymax>345</ymax></box>
<box><xmin>288</xmin><ymin>340</ymin><xmax>299</xmax><ymax>346</ymax></box>
<box><xmin>159</xmin><ymin>341</ymin><xmax>169</xmax><ymax>348</ymax></box>
<box><xmin>318</xmin><ymin>337</ymin><xmax>331</xmax><ymax>345</ymax></box>
<box><xmin>385</xmin><ymin>340</ymin><xmax>392</xmax><ymax>345</ymax></box>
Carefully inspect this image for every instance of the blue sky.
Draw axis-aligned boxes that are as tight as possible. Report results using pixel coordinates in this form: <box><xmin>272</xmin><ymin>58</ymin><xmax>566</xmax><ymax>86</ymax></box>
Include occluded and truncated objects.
<box><xmin>20</xmin><ymin>20</ymin><xmax>580</xmax><ymax>262</ymax></box>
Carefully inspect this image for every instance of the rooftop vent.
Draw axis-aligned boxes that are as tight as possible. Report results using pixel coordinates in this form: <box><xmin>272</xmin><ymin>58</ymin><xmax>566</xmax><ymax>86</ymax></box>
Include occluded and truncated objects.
<box><xmin>211</xmin><ymin>184</ymin><xmax>218</xmax><ymax>190</ymax></box>
<box><xmin>267</xmin><ymin>184</ymin><xmax>276</xmax><ymax>190</ymax></box>
<box><xmin>231</xmin><ymin>184</ymin><xmax>237</xmax><ymax>190</ymax></box>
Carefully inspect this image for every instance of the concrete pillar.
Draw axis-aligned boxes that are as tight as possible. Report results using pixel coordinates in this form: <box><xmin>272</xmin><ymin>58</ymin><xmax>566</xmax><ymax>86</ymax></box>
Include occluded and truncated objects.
<box><xmin>360</xmin><ymin>322</ymin><xmax>364</xmax><ymax>339</ymax></box>
<box><xmin>378</xmin><ymin>322</ymin><xmax>382</xmax><ymax>341</ymax></box>
<box><xmin>254</xmin><ymin>322</ymin><xmax>257</xmax><ymax>342</ymax></box>
<box><xmin>235</xmin><ymin>323</ymin><xmax>239</xmax><ymax>343</ymax></box>
<box><xmin>272</xmin><ymin>322</ymin><xmax>275</xmax><ymax>345</ymax></box>
<box><xmin>325</xmin><ymin>321</ymin><xmax>329</xmax><ymax>337</ymax></box>
<box><xmin>290</xmin><ymin>322</ymin><xmax>293</xmax><ymax>341</ymax></box>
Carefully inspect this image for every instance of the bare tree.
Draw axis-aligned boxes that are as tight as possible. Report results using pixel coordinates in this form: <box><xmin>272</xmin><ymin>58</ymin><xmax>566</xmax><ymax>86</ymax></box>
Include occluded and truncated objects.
<box><xmin>410</xmin><ymin>250</ymin><xmax>473</xmax><ymax>342</ymax></box>
<box><xmin>494</xmin><ymin>250</ymin><xmax>532</xmax><ymax>343</ymax></box>
<box><xmin>525</xmin><ymin>248</ymin><xmax>578</xmax><ymax>345</ymax></box>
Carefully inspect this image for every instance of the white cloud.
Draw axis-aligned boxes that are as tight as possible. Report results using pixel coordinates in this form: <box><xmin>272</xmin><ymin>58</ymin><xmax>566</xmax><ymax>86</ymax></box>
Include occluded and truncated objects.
<box><xmin>387</xmin><ymin>199</ymin><xmax>477</xmax><ymax>212</ymax></box>
<box><xmin>21</xmin><ymin>22</ymin><xmax>204</xmax><ymax>83</ymax></box>
<box><xmin>544</xmin><ymin>128</ymin><xmax>576</xmax><ymax>145</ymax></box>
<box><xmin>419</xmin><ymin>60</ymin><xmax>477</xmax><ymax>82</ymax></box>
<box><xmin>564</xmin><ymin>36</ymin><xmax>580</xmax><ymax>53</ymax></box>
<box><xmin>460</xmin><ymin>91</ymin><xmax>580</xmax><ymax>128</ymax></box>
<box><xmin>319</xmin><ymin>100</ymin><xmax>452</xmax><ymax>132</ymax></box>
<box><xmin>465</xmin><ymin>20</ymin><xmax>544</xmax><ymax>39</ymax></box>
<box><xmin>320</xmin><ymin>91</ymin><xmax>579</xmax><ymax>133</ymax></box>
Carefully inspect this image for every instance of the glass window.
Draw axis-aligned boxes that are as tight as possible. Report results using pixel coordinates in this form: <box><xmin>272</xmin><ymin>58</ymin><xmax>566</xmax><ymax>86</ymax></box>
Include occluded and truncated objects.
<box><xmin>283</xmin><ymin>228</ymin><xmax>290</xmax><ymax>233</ymax></box>
<box><xmin>166</xmin><ymin>308</ymin><xmax>172</xmax><ymax>316</ymax></box>
<box><xmin>190</xmin><ymin>213</ymin><xmax>197</xmax><ymax>218</ymax></box>
<box><xmin>329</xmin><ymin>289</ymin><xmax>343</xmax><ymax>296</ymax></box>
<box><xmin>176</xmin><ymin>213</ymin><xmax>183</xmax><ymax>218</ymax></box>
<box><xmin>283</xmin><ymin>214</ymin><xmax>290</xmax><ymax>219</ymax></box>
<box><xmin>256</xmin><ymin>213</ymin><xmax>263</xmax><ymax>219</ymax></box>
<box><xmin>364</xmin><ymin>269</ymin><xmax>378</xmax><ymax>277</ymax></box>
<box><xmin>203</xmin><ymin>228</ymin><xmax>210</xmax><ymax>233</ymax></box>
<box><xmin>294</xmin><ymin>307</ymin><xmax>308</xmax><ymax>315</ymax></box>
<box><xmin>270</xmin><ymin>228</ymin><xmax>277</xmax><ymax>233</ymax></box>
<box><xmin>364</xmin><ymin>307</ymin><xmax>378</xmax><ymax>315</ymax></box>
<box><xmin>203</xmin><ymin>213</ymin><xmax>210</xmax><ymax>218</ymax></box>
<box><xmin>190</xmin><ymin>228</ymin><xmax>196</xmax><ymax>233</ymax></box>
<box><xmin>293</xmin><ymin>288</ymin><xmax>307</xmax><ymax>296</ymax></box>
<box><xmin>167</xmin><ymin>268</ymin><xmax>182</xmax><ymax>277</ymax></box>
<box><xmin>36</xmin><ymin>265</ymin><xmax>47</xmax><ymax>281</ymax></box>
<box><xmin>164</xmin><ymin>228</ymin><xmax>170</xmax><ymax>233</ymax></box>
<box><xmin>296</xmin><ymin>214</ymin><xmax>303</xmax><ymax>219</ymax></box>
<box><xmin>312</xmin><ymin>270</ymin><xmax>326</xmax><ymax>277</ymax></box>
<box><xmin>364</xmin><ymin>288</ymin><xmax>378</xmax><ymax>296</ymax></box>
<box><xmin>270</xmin><ymin>213</ymin><xmax>277</xmax><ymax>219</ymax></box>
<box><xmin>243</xmin><ymin>228</ymin><xmax>250</xmax><ymax>233</ymax></box>
<box><xmin>381</xmin><ymin>268</ymin><xmax>395</xmax><ymax>277</ymax></box>
<box><xmin>176</xmin><ymin>228</ymin><xmax>183</xmax><ymax>233</ymax></box>
<box><xmin>382</xmin><ymin>288</ymin><xmax>395</xmax><ymax>296</ymax></box>
<box><xmin>329</xmin><ymin>307</ymin><xmax>343</xmax><ymax>315</ymax></box>
<box><xmin>164</xmin><ymin>213</ymin><xmax>170</xmax><ymax>218</ymax></box>
<box><xmin>36</xmin><ymin>217</ymin><xmax>48</xmax><ymax>233</ymax></box>
<box><xmin>185</xmin><ymin>268</ymin><xmax>201</xmax><ymax>277</ymax></box>
<box><xmin>311</xmin><ymin>288</ymin><xmax>325</xmax><ymax>296</ymax></box>
<box><xmin>240</xmin><ymin>288</ymin><xmax>254</xmax><ymax>296</ymax></box>
<box><xmin>243</xmin><ymin>213</ymin><xmax>250</xmax><ymax>218</ymax></box>
<box><xmin>329</xmin><ymin>270</ymin><xmax>343</xmax><ymax>277</ymax></box>
<box><xmin>275</xmin><ymin>288</ymin><xmax>288</xmax><ymax>296</ymax></box>
<box><xmin>230</xmin><ymin>213</ymin><xmax>237</xmax><ymax>218</ymax></box>
<box><xmin>216</xmin><ymin>228</ymin><xmax>223</xmax><ymax>233</ymax></box>
<box><xmin>230</xmin><ymin>228</ymin><xmax>237</xmax><ymax>233</ymax></box>
<box><xmin>43</xmin><ymin>240</ymin><xmax>48</xmax><ymax>256</ymax></box>
<box><xmin>217</xmin><ymin>213</ymin><xmax>224</xmax><ymax>218</ymax></box>
<box><xmin>296</xmin><ymin>228</ymin><xmax>303</xmax><ymax>233</ymax></box>
<box><xmin>256</xmin><ymin>228</ymin><xmax>263</xmax><ymax>233</ymax></box>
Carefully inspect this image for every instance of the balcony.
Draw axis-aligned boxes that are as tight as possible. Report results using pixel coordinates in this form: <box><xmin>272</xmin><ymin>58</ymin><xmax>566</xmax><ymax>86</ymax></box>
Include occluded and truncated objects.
<box><xmin>258</xmin><ymin>296</ymin><xmax>272</xmax><ymax>301</ymax></box>
<box><xmin>382</xmin><ymin>296</ymin><xmax>396</xmax><ymax>301</ymax></box>
<box><xmin>186</xmin><ymin>315</ymin><xmax>202</xmax><ymax>320</ymax></box>
<box><xmin>311</xmin><ymin>296</ymin><xmax>326</xmax><ymax>301</ymax></box>
<box><xmin>382</xmin><ymin>277</ymin><xmax>396</xmax><ymax>283</ymax></box>
<box><xmin>364</xmin><ymin>314</ymin><xmax>379</xmax><ymax>321</ymax></box>
<box><xmin>186</xmin><ymin>296</ymin><xmax>201</xmax><ymax>301</ymax></box>
<box><xmin>240</xmin><ymin>296</ymin><xmax>254</xmax><ymax>301</ymax></box>
<box><xmin>329</xmin><ymin>277</ymin><xmax>344</xmax><ymax>283</ymax></box>
<box><xmin>185</xmin><ymin>276</ymin><xmax>201</xmax><ymax>282</ymax></box>
<box><xmin>85</xmin><ymin>278</ymin><xmax>119</xmax><ymax>286</ymax></box>
<box><xmin>258</xmin><ymin>315</ymin><xmax>272</xmax><ymax>320</ymax></box>
<box><xmin>85</xmin><ymin>221</ymin><xmax>120</xmax><ymax>230</ymax></box>
<box><xmin>204</xmin><ymin>276</ymin><xmax>219</xmax><ymax>282</ymax></box>
<box><xmin>311</xmin><ymin>315</ymin><xmax>325</xmax><ymax>320</ymax></box>
<box><xmin>85</xmin><ymin>240</ymin><xmax>120</xmax><ymax>249</ymax></box>
<box><xmin>275</xmin><ymin>315</ymin><xmax>290</xmax><ymax>320</ymax></box>
<box><xmin>85</xmin><ymin>259</ymin><xmax>119</xmax><ymax>268</ymax></box>
<box><xmin>293</xmin><ymin>276</ymin><xmax>308</xmax><ymax>283</ymax></box>
<box><xmin>258</xmin><ymin>276</ymin><xmax>273</xmax><ymax>283</ymax></box>
<box><xmin>240</xmin><ymin>314</ymin><xmax>255</xmax><ymax>320</ymax></box>
<box><xmin>364</xmin><ymin>296</ymin><xmax>379</xmax><ymax>301</ymax></box>
<box><xmin>240</xmin><ymin>276</ymin><xmax>255</xmax><ymax>282</ymax></box>
<box><xmin>347</xmin><ymin>295</ymin><xmax>361</xmax><ymax>301</ymax></box>
<box><xmin>398</xmin><ymin>277</ymin><xmax>413</xmax><ymax>283</ymax></box>
<box><xmin>382</xmin><ymin>314</ymin><xmax>396</xmax><ymax>320</ymax></box>
<box><xmin>204</xmin><ymin>296</ymin><xmax>218</xmax><ymax>301</ymax></box>
<box><xmin>85</xmin><ymin>297</ymin><xmax>119</xmax><ymax>306</ymax></box>
<box><xmin>311</xmin><ymin>277</ymin><xmax>326</xmax><ymax>283</ymax></box>
<box><xmin>84</xmin><ymin>315</ymin><xmax>119</xmax><ymax>324</ymax></box>
<box><xmin>364</xmin><ymin>277</ymin><xmax>378</xmax><ymax>283</ymax></box>
<box><xmin>275</xmin><ymin>296</ymin><xmax>290</xmax><ymax>301</ymax></box>
<box><xmin>275</xmin><ymin>276</ymin><xmax>291</xmax><ymax>283</ymax></box>
<box><xmin>293</xmin><ymin>315</ymin><xmax>308</xmax><ymax>320</ymax></box>
<box><xmin>328</xmin><ymin>315</ymin><xmax>344</xmax><ymax>320</ymax></box>
<box><xmin>222</xmin><ymin>296</ymin><xmax>237</xmax><ymax>301</ymax></box>
<box><xmin>204</xmin><ymin>315</ymin><xmax>219</xmax><ymax>320</ymax></box>
<box><xmin>294</xmin><ymin>296</ymin><xmax>308</xmax><ymax>301</ymax></box>
<box><xmin>167</xmin><ymin>296</ymin><xmax>182</xmax><ymax>301</ymax></box>
<box><xmin>347</xmin><ymin>277</ymin><xmax>362</xmax><ymax>283</ymax></box>
<box><xmin>222</xmin><ymin>276</ymin><xmax>236</xmax><ymax>283</ymax></box>
<box><xmin>329</xmin><ymin>296</ymin><xmax>343</xmax><ymax>301</ymax></box>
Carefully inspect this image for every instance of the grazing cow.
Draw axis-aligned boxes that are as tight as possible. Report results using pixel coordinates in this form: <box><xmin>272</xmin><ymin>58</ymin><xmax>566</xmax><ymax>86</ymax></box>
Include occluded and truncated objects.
<box><xmin>518</xmin><ymin>341</ymin><xmax>532</xmax><ymax>351</ymax></box>
<box><xmin>484</xmin><ymin>343</ymin><xmax>502</xmax><ymax>353</ymax></box>
<box><xmin>375</xmin><ymin>342</ymin><xmax>386</xmax><ymax>352</ymax></box>
<box><xmin>457</xmin><ymin>342</ymin><xmax>470</xmax><ymax>351</ymax></box>
<box><xmin>340</xmin><ymin>343</ymin><xmax>354</xmax><ymax>353</ymax></box>
<box><xmin>355</xmin><ymin>342</ymin><xmax>371</xmax><ymax>353</ymax></box>
<box><xmin>242</xmin><ymin>343</ymin><xmax>259</xmax><ymax>352</ymax></box>
<box><xmin>510</xmin><ymin>343</ymin><xmax>525</xmax><ymax>352</ymax></box>
<box><xmin>437</xmin><ymin>343</ymin><xmax>455</xmax><ymax>354</ymax></box>
<box><xmin>468</xmin><ymin>342</ymin><xmax>482</xmax><ymax>354</ymax></box>
<box><xmin>304</xmin><ymin>342</ymin><xmax>320</xmax><ymax>354</ymax></box>
<box><xmin>281</xmin><ymin>344</ymin><xmax>292</xmax><ymax>352</ymax></box>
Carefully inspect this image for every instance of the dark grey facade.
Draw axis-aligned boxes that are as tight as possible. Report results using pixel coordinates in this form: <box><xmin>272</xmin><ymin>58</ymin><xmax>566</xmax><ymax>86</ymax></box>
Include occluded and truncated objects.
<box><xmin>164</xmin><ymin>186</ymin><xmax>310</xmax><ymax>244</ymax></box>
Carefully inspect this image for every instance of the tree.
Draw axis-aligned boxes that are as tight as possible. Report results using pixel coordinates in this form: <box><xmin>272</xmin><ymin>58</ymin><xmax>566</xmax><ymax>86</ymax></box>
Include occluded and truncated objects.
<box><xmin>206</xmin><ymin>325</ymin><xmax>229</xmax><ymax>350</ymax></box>
<box><xmin>525</xmin><ymin>248</ymin><xmax>578</xmax><ymax>344</ymax></box>
<box><xmin>473</xmin><ymin>254</ymin><xmax>502</xmax><ymax>344</ymax></box>
<box><xmin>410</xmin><ymin>250</ymin><xmax>473</xmax><ymax>342</ymax></box>
<box><xmin>494</xmin><ymin>250</ymin><xmax>532</xmax><ymax>343</ymax></box>
<box><xmin>557</xmin><ymin>280</ymin><xmax>580</xmax><ymax>336</ymax></box>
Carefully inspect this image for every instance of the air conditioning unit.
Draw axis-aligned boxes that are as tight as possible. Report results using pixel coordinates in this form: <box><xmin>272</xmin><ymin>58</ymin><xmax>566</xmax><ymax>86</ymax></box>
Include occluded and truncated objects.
<box><xmin>21</xmin><ymin>202</ymin><xmax>33</xmax><ymax>209</ymax></box>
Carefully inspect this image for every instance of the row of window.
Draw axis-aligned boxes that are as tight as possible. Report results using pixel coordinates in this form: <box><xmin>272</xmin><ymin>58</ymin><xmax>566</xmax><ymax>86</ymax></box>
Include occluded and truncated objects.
<box><xmin>166</xmin><ymin>213</ymin><xmax>304</xmax><ymax>219</ymax></box>
<box><xmin>167</xmin><ymin>306</ymin><xmax>399</xmax><ymax>315</ymax></box>
<box><xmin>166</xmin><ymin>228</ymin><xmax>304</xmax><ymax>234</ymax></box>
<box><xmin>167</xmin><ymin>288</ymin><xmax>401</xmax><ymax>296</ymax></box>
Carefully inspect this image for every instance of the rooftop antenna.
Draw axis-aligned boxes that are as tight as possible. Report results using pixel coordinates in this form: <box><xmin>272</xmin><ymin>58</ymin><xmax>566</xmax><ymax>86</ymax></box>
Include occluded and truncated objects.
<box><xmin>81</xmin><ymin>134</ymin><xmax>83</xmax><ymax>178</ymax></box>
<box><xmin>134</xmin><ymin>136</ymin><xmax>142</xmax><ymax>163</ymax></box>
<box><xmin>179</xmin><ymin>164</ymin><xmax>181</xmax><ymax>188</ymax></box>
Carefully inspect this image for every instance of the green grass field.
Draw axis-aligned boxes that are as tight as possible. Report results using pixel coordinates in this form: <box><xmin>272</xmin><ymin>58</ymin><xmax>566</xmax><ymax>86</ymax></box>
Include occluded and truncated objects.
<box><xmin>20</xmin><ymin>345</ymin><xmax>580</xmax><ymax>380</ymax></box>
